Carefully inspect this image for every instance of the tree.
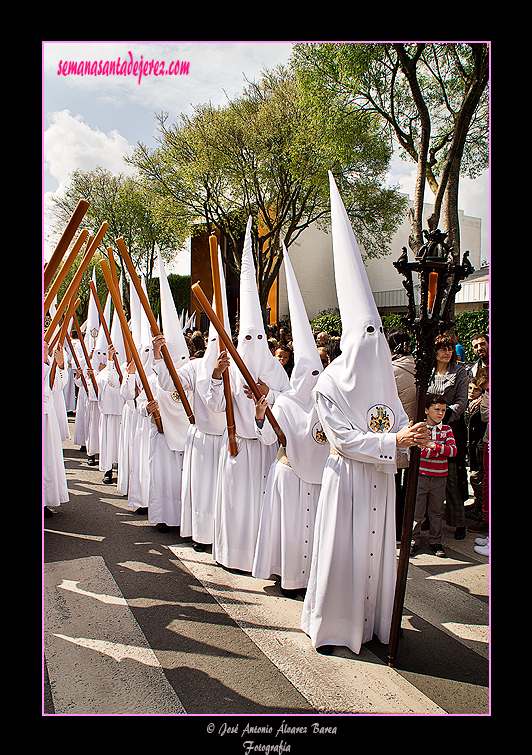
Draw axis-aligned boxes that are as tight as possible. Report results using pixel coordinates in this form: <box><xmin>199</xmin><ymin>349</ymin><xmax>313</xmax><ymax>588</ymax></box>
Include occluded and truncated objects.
<box><xmin>129</xmin><ymin>65</ymin><xmax>407</xmax><ymax>322</ymax></box>
<box><xmin>47</xmin><ymin>167</ymin><xmax>185</xmax><ymax>289</ymax></box>
<box><xmin>292</xmin><ymin>42</ymin><xmax>489</xmax><ymax>257</ymax></box>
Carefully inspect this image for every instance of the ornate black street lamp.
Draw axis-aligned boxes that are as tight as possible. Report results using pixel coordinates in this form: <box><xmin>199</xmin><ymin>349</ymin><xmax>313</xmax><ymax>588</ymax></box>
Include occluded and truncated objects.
<box><xmin>387</xmin><ymin>228</ymin><xmax>474</xmax><ymax>668</ymax></box>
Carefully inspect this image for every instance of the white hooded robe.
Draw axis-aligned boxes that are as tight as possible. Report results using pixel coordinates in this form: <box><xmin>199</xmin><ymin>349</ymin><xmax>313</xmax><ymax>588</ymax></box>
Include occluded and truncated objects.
<box><xmin>211</xmin><ymin>218</ymin><xmax>290</xmax><ymax>572</ymax></box>
<box><xmin>300</xmin><ymin>173</ymin><xmax>409</xmax><ymax>654</ymax></box>
<box><xmin>252</xmin><ymin>245</ymin><xmax>329</xmax><ymax>590</ymax></box>
<box><xmin>43</xmin><ymin>360</ymin><xmax>69</xmax><ymax>508</ymax></box>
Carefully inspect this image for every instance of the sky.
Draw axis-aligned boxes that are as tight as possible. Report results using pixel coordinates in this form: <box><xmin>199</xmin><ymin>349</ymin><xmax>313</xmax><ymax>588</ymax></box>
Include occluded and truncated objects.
<box><xmin>42</xmin><ymin>41</ymin><xmax>490</xmax><ymax>273</ymax></box>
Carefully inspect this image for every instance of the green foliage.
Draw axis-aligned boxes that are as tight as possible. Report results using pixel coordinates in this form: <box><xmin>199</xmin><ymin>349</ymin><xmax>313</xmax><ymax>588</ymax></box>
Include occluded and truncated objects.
<box><xmin>147</xmin><ymin>274</ymin><xmax>191</xmax><ymax>320</ymax></box>
<box><xmin>310</xmin><ymin>308</ymin><xmax>489</xmax><ymax>362</ymax></box>
<box><xmin>310</xmin><ymin>309</ymin><xmax>342</xmax><ymax>336</ymax></box>
<box><xmin>452</xmin><ymin>310</ymin><xmax>489</xmax><ymax>360</ymax></box>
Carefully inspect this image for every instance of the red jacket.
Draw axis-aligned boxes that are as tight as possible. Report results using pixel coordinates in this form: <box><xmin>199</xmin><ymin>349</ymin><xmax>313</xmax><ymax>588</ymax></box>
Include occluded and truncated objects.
<box><xmin>419</xmin><ymin>423</ymin><xmax>456</xmax><ymax>476</ymax></box>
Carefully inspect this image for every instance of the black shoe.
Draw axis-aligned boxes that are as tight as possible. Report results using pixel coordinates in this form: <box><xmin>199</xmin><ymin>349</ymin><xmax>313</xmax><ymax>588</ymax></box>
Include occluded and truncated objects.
<box><xmin>429</xmin><ymin>543</ymin><xmax>447</xmax><ymax>557</ymax></box>
<box><xmin>134</xmin><ymin>507</ymin><xmax>149</xmax><ymax>515</ymax></box>
<box><xmin>192</xmin><ymin>541</ymin><xmax>207</xmax><ymax>552</ymax></box>
<box><xmin>316</xmin><ymin>645</ymin><xmax>335</xmax><ymax>655</ymax></box>
<box><xmin>44</xmin><ymin>506</ymin><xmax>54</xmax><ymax>518</ymax></box>
<box><xmin>156</xmin><ymin>523</ymin><xmax>170</xmax><ymax>532</ymax></box>
<box><xmin>87</xmin><ymin>456</ymin><xmax>97</xmax><ymax>466</ymax></box>
<box><xmin>465</xmin><ymin>503</ymin><xmax>482</xmax><ymax>521</ymax></box>
<box><xmin>280</xmin><ymin>587</ymin><xmax>300</xmax><ymax>599</ymax></box>
<box><xmin>102</xmin><ymin>471</ymin><xmax>113</xmax><ymax>484</ymax></box>
<box><xmin>454</xmin><ymin>526</ymin><xmax>467</xmax><ymax>540</ymax></box>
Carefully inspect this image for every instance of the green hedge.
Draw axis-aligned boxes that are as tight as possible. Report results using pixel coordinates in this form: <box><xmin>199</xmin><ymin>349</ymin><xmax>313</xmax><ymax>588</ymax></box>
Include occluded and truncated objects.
<box><xmin>310</xmin><ymin>308</ymin><xmax>489</xmax><ymax>362</ymax></box>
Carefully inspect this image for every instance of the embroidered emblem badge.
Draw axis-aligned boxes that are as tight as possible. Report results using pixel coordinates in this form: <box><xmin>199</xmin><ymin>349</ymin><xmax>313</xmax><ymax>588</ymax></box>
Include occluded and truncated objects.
<box><xmin>367</xmin><ymin>405</ymin><xmax>395</xmax><ymax>433</ymax></box>
<box><xmin>171</xmin><ymin>391</ymin><xmax>182</xmax><ymax>403</ymax></box>
<box><xmin>313</xmin><ymin>421</ymin><xmax>328</xmax><ymax>444</ymax></box>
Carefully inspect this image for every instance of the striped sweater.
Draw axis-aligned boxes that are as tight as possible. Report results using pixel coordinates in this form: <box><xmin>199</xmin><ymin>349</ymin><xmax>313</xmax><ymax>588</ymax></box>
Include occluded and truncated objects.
<box><xmin>419</xmin><ymin>423</ymin><xmax>457</xmax><ymax>477</ymax></box>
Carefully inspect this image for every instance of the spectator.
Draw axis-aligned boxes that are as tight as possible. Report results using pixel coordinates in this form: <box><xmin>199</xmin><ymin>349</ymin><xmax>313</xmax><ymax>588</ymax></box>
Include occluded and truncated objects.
<box><xmin>468</xmin><ymin>333</ymin><xmax>489</xmax><ymax>378</ymax></box>
<box><xmin>326</xmin><ymin>336</ymin><xmax>342</xmax><ymax>363</ymax></box>
<box><xmin>387</xmin><ymin>328</ymin><xmax>417</xmax><ymax>541</ymax></box>
<box><xmin>317</xmin><ymin>346</ymin><xmax>329</xmax><ymax>369</ymax></box>
<box><xmin>274</xmin><ymin>344</ymin><xmax>294</xmax><ymax>377</ymax></box>
<box><xmin>445</xmin><ymin>328</ymin><xmax>465</xmax><ymax>362</ymax></box>
<box><xmin>411</xmin><ymin>394</ymin><xmax>457</xmax><ymax>557</ymax></box>
<box><xmin>464</xmin><ymin>376</ymin><xmax>487</xmax><ymax>523</ymax></box>
<box><xmin>469</xmin><ymin>367</ymin><xmax>489</xmax><ymax>536</ymax></box>
<box><xmin>316</xmin><ymin>331</ymin><xmax>330</xmax><ymax>347</ymax></box>
<box><xmin>426</xmin><ymin>333</ymin><xmax>469</xmax><ymax>539</ymax></box>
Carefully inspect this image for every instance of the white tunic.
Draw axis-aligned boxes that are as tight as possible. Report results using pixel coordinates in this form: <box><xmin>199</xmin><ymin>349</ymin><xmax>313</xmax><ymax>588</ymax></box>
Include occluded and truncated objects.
<box><xmin>252</xmin><ymin>408</ymin><xmax>329</xmax><ymax>590</ymax></box>
<box><xmin>300</xmin><ymin>394</ymin><xmax>404</xmax><ymax>654</ymax></box>
<box><xmin>121</xmin><ymin>373</ymin><xmax>151</xmax><ymax>509</ymax></box>
<box><xmin>96</xmin><ymin>361</ymin><xmax>124</xmax><ymax>472</ymax></box>
<box><xmin>153</xmin><ymin>357</ymin><xmax>225</xmax><ymax>545</ymax></box>
<box><xmin>73</xmin><ymin>388</ymin><xmax>88</xmax><ymax>447</ymax></box>
<box><xmin>213</xmin><ymin>430</ymin><xmax>278</xmax><ymax>572</ymax></box>
<box><xmin>43</xmin><ymin>362</ymin><xmax>69</xmax><ymax>508</ymax></box>
<box><xmin>252</xmin><ymin>455</ymin><xmax>321</xmax><ymax>590</ymax></box>
<box><xmin>117</xmin><ymin>401</ymin><xmax>135</xmax><ymax>495</ymax></box>
<box><xmin>139</xmin><ymin>375</ymin><xmax>186</xmax><ymax>527</ymax></box>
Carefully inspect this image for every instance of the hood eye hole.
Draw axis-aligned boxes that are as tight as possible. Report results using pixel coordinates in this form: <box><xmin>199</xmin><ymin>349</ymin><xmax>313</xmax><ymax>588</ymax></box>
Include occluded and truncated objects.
<box><xmin>312</xmin><ymin>369</ymin><xmax>319</xmax><ymax>375</ymax></box>
<box><xmin>366</xmin><ymin>326</ymin><xmax>375</xmax><ymax>333</ymax></box>
<box><xmin>245</xmin><ymin>335</ymin><xmax>252</xmax><ymax>340</ymax></box>
<box><xmin>257</xmin><ymin>334</ymin><xmax>263</xmax><ymax>339</ymax></box>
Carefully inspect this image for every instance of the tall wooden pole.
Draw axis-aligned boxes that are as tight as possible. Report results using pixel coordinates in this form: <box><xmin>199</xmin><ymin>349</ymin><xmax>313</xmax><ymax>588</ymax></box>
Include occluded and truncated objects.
<box><xmin>44</xmin><ymin>199</ymin><xmax>90</xmax><ymax>291</ymax></box>
<box><xmin>89</xmin><ymin>280</ymin><xmax>123</xmax><ymax>383</ymax></box>
<box><xmin>115</xmin><ymin>237</ymin><xmax>194</xmax><ymax>424</ymax></box>
<box><xmin>72</xmin><ymin>311</ymin><xmax>99</xmax><ymax>397</ymax></box>
<box><xmin>209</xmin><ymin>234</ymin><xmax>237</xmax><ymax>456</ymax></box>
<box><xmin>44</xmin><ymin>229</ymin><xmax>89</xmax><ymax>314</ymax></box>
<box><xmin>44</xmin><ymin>222</ymin><xmax>109</xmax><ymax>343</ymax></box>
<box><xmin>106</xmin><ymin>247</ymin><xmax>132</xmax><ymax>363</ymax></box>
<box><xmin>192</xmin><ymin>282</ymin><xmax>287</xmax><ymax>447</ymax></box>
<box><xmin>65</xmin><ymin>331</ymin><xmax>89</xmax><ymax>395</ymax></box>
<box><xmin>100</xmin><ymin>259</ymin><xmax>163</xmax><ymax>433</ymax></box>
<box><xmin>49</xmin><ymin>296</ymin><xmax>80</xmax><ymax>388</ymax></box>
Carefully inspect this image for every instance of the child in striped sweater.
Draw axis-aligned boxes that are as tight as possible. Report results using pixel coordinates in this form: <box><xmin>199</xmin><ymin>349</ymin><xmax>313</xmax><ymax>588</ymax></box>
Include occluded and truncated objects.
<box><xmin>411</xmin><ymin>394</ymin><xmax>457</xmax><ymax>557</ymax></box>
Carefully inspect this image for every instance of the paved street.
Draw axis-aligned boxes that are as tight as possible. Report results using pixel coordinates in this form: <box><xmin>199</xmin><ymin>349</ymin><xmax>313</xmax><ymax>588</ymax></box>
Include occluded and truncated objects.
<box><xmin>43</xmin><ymin>416</ymin><xmax>490</xmax><ymax>725</ymax></box>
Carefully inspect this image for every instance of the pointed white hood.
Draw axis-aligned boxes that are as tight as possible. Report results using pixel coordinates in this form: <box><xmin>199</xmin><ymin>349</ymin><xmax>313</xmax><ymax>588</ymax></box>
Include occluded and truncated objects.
<box><xmin>194</xmin><ymin>244</ymin><xmax>231</xmax><ymax>435</ymax></box>
<box><xmin>110</xmin><ymin>273</ymin><xmax>126</xmax><ymax>366</ymax></box>
<box><xmin>92</xmin><ymin>292</ymin><xmax>110</xmax><ymax>369</ymax></box>
<box><xmin>155</xmin><ymin>246</ymin><xmax>192</xmax><ymax>449</ymax></box>
<box><xmin>313</xmin><ymin>172</ymin><xmax>404</xmax><ymax>439</ymax></box>
<box><xmin>230</xmin><ymin>216</ymin><xmax>290</xmax><ymax>438</ymax></box>
<box><xmin>85</xmin><ymin>269</ymin><xmax>100</xmax><ymax>354</ymax></box>
<box><xmin>157</xmin><ymin>247</ymin><xmax>190</xmax><ymax>367</ymax></box>
<box><xmin>271</xmin><ymin>244</ymin><xmax>329</xmax><ymax>483</ymax></box>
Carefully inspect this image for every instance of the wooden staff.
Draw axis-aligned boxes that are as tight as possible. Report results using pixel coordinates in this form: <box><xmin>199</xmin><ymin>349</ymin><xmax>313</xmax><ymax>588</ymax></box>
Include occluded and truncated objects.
<box><xmin>44</xmin><ymin>199</ymin><xmax>90</xmax><ymax>291</ymax></box>
<box><xmin>106</xmin><ymin>247</ymin><xmax>132</xmax><ymax>363</ymax></box>
<box><xmin>44</xmin><ymin>229</ymin><xmax>89</xmax><ymax>315</ymax></box>
<box><xmin>72</xmin><ymin>311</ymin><xmax>99</xmax><ymax>397</ymax></box>
<box><xmin>209</xmin><ymin>234</ymin><xmax>237</xmax><ymax>456</ymax></box>
<box><xmin>49</xmin><ymin>295</ymin><xmax>80</xmax><ymax>388</ymax></box>
<box><xmin>192</xmin><ymin>282</ymin><xmax>287</xmax><ymax>447</ymax></box>
<box><xmin>115</xmin><ymin>237</ymin><xmax>194</xmax><ymax>424</ymax></box>
<box><xmin>106</xmin><ymin>246</ymin><xmax>132</xmax><ymax>362</ymax></box>
<box><xmin>89</xmin><ymin>280</ymin><xmax>123</xmax><ymax>383</ymax></box>
<box><xmin>100</xmin><ymin>259</ymin><xmax>163</xmax><ymax>433</ymax></box>
<box><xmin>44</xmin><ymin>222</ymin><xmax>109</xmax><ymax>343</ymax></box>
<box><xmin>65</xmin><ymin>331</ymin><xmax>89</xmax><ymax>395</ymax></box>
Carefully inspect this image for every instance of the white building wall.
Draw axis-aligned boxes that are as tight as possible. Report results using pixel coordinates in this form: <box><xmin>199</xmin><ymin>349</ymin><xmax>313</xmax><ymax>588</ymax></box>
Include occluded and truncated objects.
<box><xmin>278</xmin><ymin>196</ymin><xmax>482</xmax><ymax>320</ymax></box>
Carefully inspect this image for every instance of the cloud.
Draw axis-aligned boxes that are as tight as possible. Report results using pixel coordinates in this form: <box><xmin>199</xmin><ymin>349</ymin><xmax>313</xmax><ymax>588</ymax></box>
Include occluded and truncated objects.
<box><xmin>43</xmin><ymin>109</ymin><xmax>134</xmax><ymax>192</ymax></box>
